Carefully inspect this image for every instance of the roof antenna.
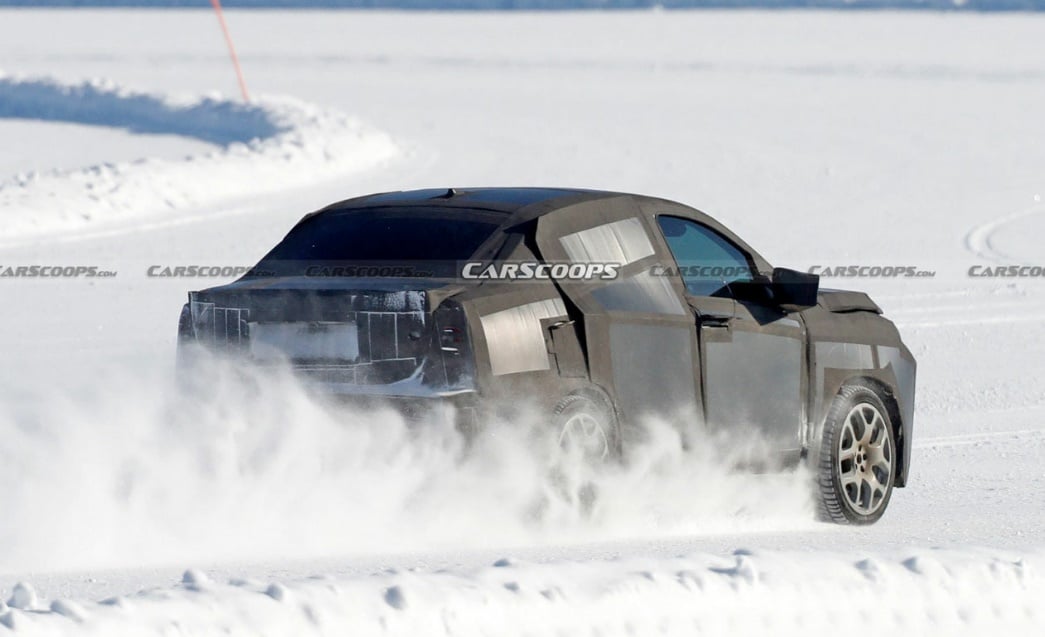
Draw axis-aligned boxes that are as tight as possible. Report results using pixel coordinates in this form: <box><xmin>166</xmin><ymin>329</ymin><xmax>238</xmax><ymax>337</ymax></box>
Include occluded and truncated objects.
<box><xmin>438</xmin><ymin>188</ymin><xmax>458</xmax><ymax>199</ymax></box>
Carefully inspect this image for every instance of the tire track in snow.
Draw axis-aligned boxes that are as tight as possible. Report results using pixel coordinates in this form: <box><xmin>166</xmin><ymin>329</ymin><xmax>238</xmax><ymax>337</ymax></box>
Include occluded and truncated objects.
<box><xmin>896</xmin><ymin>312</ymin><xmax>1045</xmax><ymax>329</ymax></box>
<box><xmin>916</xmin><ymin>429</ymin><xmax>1045</xmax><ymax>449</ymax></box>
<box><xmin>964</xmin><ymin>196</ymin><xmax>1045</xmax><ymax>264</ymax></box>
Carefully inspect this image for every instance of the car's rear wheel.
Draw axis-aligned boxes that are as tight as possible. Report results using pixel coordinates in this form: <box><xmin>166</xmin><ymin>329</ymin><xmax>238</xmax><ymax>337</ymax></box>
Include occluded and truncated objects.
<box><xmin>816</xmin><ymin>383</ymin><xmax>896</xmax><ymax>525</ymax></box>
<box><xmin>538</xmin><ymin>392</ymin><xmax>620</xmax><ymax>517</ymax></box>
<box><xmin>553</xmin><ymin>393</ymin><xmax>619</xmax><ymax>463</ymax></box>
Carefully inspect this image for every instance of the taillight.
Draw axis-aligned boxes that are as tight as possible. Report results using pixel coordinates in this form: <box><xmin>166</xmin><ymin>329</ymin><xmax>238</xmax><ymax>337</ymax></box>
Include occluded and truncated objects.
<box><xmin>440</xmin><ymin>326</ymin><xmax>463</xmax><ymax>353</ymax></box>
<box><xmin>432</xmin><ymin>300</ymin><xmax>474</xmax><ymax>390</ymax></box>
<box><xmin>178</xmin><ymin>302</ymin><xmax>194</xmax><ymax>342</ymax></box>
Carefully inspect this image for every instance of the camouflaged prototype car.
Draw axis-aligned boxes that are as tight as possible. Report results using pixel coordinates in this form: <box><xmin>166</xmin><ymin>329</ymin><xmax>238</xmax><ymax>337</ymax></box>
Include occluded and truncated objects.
<box><xmin>178</xmin><ymin>188</ymin><xmax>916</xmax><ymax>524</ymax></box>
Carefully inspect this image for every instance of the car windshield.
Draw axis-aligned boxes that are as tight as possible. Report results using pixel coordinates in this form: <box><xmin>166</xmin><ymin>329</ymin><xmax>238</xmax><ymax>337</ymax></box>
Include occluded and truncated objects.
<box><xmin>251</xmin><ymin>207</ymin><xmax>503</xmax><ymax>277</ymax></box>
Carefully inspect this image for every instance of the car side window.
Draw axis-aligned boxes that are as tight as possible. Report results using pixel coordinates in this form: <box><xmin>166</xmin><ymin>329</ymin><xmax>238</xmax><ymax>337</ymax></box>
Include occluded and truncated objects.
<box><xmin>657</xmin><ymin>216</ymin><xmax>755</xmax><ymax>297</ymax></box>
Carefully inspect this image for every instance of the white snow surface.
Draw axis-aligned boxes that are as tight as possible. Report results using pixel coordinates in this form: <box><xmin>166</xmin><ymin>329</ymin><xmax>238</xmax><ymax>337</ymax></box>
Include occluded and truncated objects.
<box><xmin>4</xmin><ymin>550</ymin><xmax>1043</xmax><ymax>636</ymax></box>
<box><xmin>1</xmin><ymin>8</ymin><xmax>1045</xmax><ymax>636</ymax></box>
<box><xmin>0</xmin><ymin>119</ymin><xmax>217</xmax><ymax>177</ymax></box>
<box><xmin>0</xmin><ymin>73</ymin><xmax>398</xmax><ymax>240</ymax></box>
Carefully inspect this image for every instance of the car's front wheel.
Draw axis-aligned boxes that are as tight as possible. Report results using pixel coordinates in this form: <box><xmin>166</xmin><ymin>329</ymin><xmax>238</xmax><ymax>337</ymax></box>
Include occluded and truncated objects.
<box><xmin>816</xmin><ymin>383</ymin><xmax>896</xmax><ymax>525</ymax></box>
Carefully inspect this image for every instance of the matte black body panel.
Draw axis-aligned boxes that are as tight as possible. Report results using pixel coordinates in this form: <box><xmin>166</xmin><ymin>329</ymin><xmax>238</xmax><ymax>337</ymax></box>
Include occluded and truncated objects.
<box><xmin>818</xmin><ymin>289</ymin><xmax>883</xmax><ymax>314</ymax></box>
<box><xmin>800</xmin><ymin>304</ymin><xmax>916</xmax><ymax>486</ymax></box>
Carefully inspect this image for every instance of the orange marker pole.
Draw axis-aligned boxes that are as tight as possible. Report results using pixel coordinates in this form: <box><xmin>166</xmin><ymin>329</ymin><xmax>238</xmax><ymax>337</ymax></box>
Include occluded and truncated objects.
<box><xmin>209</xmin><ymin>0</ymin><xmax>250</xmax><ymax>102</ymax></box>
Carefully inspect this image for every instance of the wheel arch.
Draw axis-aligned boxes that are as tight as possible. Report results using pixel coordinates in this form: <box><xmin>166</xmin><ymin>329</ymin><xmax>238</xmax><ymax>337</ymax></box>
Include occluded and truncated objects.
<box><xmin>821</xmin><ymin>375</ymin><xmax>908</xmax><ymax>488</ymax></box>
<box><xmin>555</xmin><ymin>383</ymin><xmax>623</xmax><ymax>457</ymax></box>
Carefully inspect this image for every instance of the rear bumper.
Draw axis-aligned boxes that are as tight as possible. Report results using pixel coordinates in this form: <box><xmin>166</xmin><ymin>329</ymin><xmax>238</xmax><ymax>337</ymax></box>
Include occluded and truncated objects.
<box><xmin>326</xmin><ymin>389</ymin><xmax>482</xmax><ymax>437</ymax></box>
<box><xmin>176</xmin><ymin>340</ymin><xmax>482</xmax><ymax>434</ymax></box>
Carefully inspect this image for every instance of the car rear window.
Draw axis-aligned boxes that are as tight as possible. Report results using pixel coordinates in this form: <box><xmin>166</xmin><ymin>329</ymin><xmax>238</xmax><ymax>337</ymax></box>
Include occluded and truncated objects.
<box><xmin>252</xmin><ymin>207</ymin><xmax>503</xmax><ymax>276</ymax></box>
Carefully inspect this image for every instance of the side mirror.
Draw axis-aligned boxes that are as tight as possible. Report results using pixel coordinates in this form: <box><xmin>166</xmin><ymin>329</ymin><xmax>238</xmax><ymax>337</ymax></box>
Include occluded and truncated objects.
<box><xmin>771</xmin><ymin>267</ymin><xmax>819</xmax><ymax>310</ymax></box>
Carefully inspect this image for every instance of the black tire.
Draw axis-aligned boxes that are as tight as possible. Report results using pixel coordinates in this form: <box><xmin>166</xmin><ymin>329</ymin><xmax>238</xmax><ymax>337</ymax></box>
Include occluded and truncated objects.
<box><xmin>816</xmin><ymin>383</ymin><xmax>896</xmax><ymax>525</ymax></box>
<box><xmin>552</xmin><ymin>392</ymin><xmax>621</xmax><ymax>463</ymax></box>
<box><xmin>532</xmin><ymin>392</ymin><xmax>621</xmax><ymax>518</ymax></box>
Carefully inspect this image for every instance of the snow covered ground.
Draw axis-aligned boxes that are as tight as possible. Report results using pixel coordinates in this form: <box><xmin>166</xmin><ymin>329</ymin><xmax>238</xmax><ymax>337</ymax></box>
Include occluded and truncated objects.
<box><xmin>1</xmin><ymin>8</ymin><xmax>1044</xmax><ymax>635</ymax></box>
<box><xmin>0</xmin><ymin>118</ymin><xmax>216</xmax><ymax>177</ymax></box>
<box><xmin>0</xmin><ymin>73</ymin><xmax>397</xmax><ymax>239</ymax></box>
<box><xmin>3</xmin><ymin>550</ymin><xmax>1042</xmax><ymax>636</ymax></box>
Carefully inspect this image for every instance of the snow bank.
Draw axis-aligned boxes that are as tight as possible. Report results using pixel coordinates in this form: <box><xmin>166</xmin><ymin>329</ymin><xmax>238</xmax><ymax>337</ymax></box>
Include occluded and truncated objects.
<box><xmin>2</xmin><ymin>549</ymin><xmax>1042</xmax><ymax>636</ymax></box>
<box><xmin>0</xmin><ymin>74</ymin><xmax>398</xmax><ymax>239</ymax></box>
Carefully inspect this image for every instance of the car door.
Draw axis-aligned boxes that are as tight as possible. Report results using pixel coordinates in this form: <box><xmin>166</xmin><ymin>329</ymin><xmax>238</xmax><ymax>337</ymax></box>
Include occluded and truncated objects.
<box><xmin>532</xmin><ymin>196</ymin><xmax>703</xmax><ymax>435</ymax></box>
<box><xmin>655</xmin><ymin>215</ymin><xmax>806</xmax><ymax>459</ymax></box>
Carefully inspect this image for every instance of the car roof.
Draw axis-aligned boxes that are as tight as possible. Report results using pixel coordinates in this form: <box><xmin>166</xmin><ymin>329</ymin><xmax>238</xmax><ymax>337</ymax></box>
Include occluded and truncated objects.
<box><xmin>317</xmin><ymin>187</ymin><xmax>623</xmax><ymax>216</ymax></box>
<box><xmin>304</xmin><ymin>187</ymin><xmax>767</xmax><ymax>267</ymax></box>
<box><xmin>284</xmin><ymin>187</ymin><xmax>773</xmax><ymax>276</ymax></box>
